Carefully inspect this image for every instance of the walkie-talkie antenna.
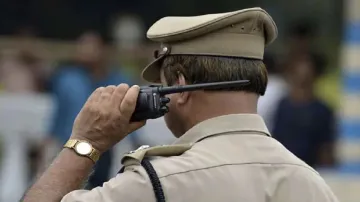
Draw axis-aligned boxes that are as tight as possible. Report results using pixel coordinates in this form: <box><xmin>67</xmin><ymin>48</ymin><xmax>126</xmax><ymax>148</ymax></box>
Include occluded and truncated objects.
<box><xmin>158</xmin><ymin>80</ymin><xmax>250</xmax><ymax>95</ymax></box>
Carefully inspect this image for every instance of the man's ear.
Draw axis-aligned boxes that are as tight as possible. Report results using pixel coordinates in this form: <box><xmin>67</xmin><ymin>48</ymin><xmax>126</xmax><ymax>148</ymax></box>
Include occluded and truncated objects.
<box><xmin>176</xmin><ymin>73</ymin><xmax>190</xmax><ymax>105</ymax></box>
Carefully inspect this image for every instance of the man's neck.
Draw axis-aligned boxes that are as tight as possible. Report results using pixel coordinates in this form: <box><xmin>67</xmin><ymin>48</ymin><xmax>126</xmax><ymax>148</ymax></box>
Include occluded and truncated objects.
<box><xmin>182</xmin><ymin>92</ymin><xmax>258</xmax><ymax>133</ymax></box>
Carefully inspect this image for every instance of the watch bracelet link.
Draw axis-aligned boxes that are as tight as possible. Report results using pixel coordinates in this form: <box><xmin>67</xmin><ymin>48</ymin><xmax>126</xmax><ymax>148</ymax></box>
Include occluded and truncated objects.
<box><xmin>64</xmin><ymin>139</ymin><xmax>101</xmax><ymax>163</ymax></box>
<box><xmin>89</xmin><ymin>148</ymin><xmax>101</xmax><ymax>162</ymax></box>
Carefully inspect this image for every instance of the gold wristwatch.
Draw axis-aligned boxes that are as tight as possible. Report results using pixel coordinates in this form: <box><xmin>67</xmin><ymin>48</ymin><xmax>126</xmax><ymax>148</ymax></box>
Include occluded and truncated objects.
<box><xmin>64</xmin><ymin>139</ymin><xmax>100</xmax><ymax>163</ymax></box>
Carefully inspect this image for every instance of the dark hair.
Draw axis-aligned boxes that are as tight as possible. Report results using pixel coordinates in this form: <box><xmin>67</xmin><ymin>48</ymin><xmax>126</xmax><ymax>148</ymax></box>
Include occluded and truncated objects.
<box><xmin>161</xmin><ymin>55</ymin><xmax>268</xmax><ymax>96</ymax></box>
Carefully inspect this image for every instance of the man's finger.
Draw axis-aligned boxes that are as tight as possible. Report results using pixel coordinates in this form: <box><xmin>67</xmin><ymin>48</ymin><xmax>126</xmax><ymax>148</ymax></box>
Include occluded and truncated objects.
<box><xmin>100</xmin><ymin>92</ymin><xmax>112</xmax><ymax>101</ymax></box>
<box><xmin>87</xmin><ymin>87</ymin><xmax>104</xmax><ymax>103</ymax></box>
<box><xmin>119</xmin><ymin>85</ymin><xmax>140</xmax><ymax>118</ymax></box>
<box><xmin>111</xmin><ymin>84</ymin><xmax>130</xmax><ymax>107</ymax></box>
<box><xmin>100</xmin><ymin>85</ymin><xmax>116</xmax><ymax>101</ymax></box>
<box><xmin>104</xmin><ymin>85</ymin><xmax>116</xmax><ymax>94</ymax></box>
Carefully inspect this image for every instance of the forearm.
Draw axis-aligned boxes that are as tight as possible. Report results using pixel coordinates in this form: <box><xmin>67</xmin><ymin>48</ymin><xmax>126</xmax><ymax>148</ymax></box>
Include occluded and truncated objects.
<box><xmin>22</xmin><ymin>149</ymin><xmax>94</xmax><ymax>202</ymax></box>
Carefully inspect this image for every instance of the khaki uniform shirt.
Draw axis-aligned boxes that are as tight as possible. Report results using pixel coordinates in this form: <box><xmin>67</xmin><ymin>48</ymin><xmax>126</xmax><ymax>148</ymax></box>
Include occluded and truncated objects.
<box><xmin>62</xmin><ymin>114</ymin><xmax>339</xmax><ymax>202</ymax></box>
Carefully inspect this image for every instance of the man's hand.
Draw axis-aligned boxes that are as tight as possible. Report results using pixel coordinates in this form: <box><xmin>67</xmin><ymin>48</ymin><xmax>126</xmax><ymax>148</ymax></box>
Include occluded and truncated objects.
<box><xmin>71</xmin><ymin>84</ymin><xmax>145</xmax><ymax>153</ymax></box>
<box><xmin>22</xmin><ymin>84</ymin><xmax>145</xmax><ymax>202</ymax></box>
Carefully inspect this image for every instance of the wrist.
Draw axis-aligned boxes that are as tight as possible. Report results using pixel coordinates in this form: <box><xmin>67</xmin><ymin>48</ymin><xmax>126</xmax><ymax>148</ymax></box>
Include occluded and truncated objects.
<box><xmin>62</xmin><ymin>148</ymin><xmax>95</xmax><ymax>165</ymax></box>
<box><xmin>64</xmin><ymin>139</ymin><xmax>101</xmax><ymax>163</ymax></box>
<box><xmin>70</xmin><ymin>133</ymin><xmax>106</xmax><ymax>153</ymax></box>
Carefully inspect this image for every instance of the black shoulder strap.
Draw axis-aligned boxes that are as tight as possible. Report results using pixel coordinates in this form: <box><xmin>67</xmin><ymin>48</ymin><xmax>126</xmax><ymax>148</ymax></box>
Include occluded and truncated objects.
<box><xmin>118</xmin><ymin>158</ymin><xmax>166</xmax><ymax>202</ymax></box>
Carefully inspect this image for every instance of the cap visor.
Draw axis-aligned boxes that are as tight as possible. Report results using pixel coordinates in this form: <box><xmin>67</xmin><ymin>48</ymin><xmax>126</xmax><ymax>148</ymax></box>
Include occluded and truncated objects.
<box><xmin>141</xmin><ymin>56</ymin><xmax>163</xmax><ymax>83</ymax></box>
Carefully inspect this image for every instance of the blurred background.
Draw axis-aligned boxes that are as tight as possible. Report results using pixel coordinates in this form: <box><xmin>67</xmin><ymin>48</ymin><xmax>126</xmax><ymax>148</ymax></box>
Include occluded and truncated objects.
<box><xmin>0</xmin><ymin>0</ymin><xmax>358</xmax><ymax>201</ymax></box>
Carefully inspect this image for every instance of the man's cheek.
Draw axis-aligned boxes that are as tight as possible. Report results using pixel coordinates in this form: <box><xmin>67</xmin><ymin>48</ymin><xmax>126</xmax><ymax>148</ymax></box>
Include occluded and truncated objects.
<box><xmin>163</xmin><ymin>112</ymin><xmax>174</xmax><ymax>131</ymax></box>
<box><xmin>165</xmin><ymin>100</ymin><xmax>177</xmax><ymax>118</ymax></box>
<box><xmin>166</xmin><ymin>101</ymin><xmax>174</xmax><ymax>114</ymax></box>
<box><xmin>165</xmin><ymin>95</ymin><xmax>175</xmax><ymax>108</ymax></box>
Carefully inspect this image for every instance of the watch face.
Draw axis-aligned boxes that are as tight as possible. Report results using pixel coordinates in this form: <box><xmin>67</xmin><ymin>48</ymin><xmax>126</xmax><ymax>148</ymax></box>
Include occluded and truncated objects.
<box><xmin>75</xmin><ymin>142</ymin><xmax>92</xmax><ymax>155</ymax></box>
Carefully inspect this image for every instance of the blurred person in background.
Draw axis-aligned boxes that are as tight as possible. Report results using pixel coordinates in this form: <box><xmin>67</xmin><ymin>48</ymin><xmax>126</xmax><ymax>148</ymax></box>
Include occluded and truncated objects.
<box><xmin>272</xmin><ymin>52</ymin><xmax>337</xmax><ymax>169</ymax></box>
<box><xmin>0</xmin><ymin>48</ymin><xmax>48</xmax><ymax>181</ymax></box>
<box><xmin>0</xmin><ymin>26</ymin><xmax>52</xmax><ymax>192</ymax></box>
<box><xmin>0</xmin><ymin>49</ymin><xmax>46</xmax><ymax>93</ymax></box>
<box><xmin>43</xmin><ymin>31</ymin><xmax>134</xmax><ymax>189</ymax></box>
<box><xmin>0</xmin><ymin>25</ymin><xmax>49</xmax><ymax>93</ymax></box>
<box><xmin>286</xmin><ymin>21</ymin><xmax>316</xmax><ymax>57</ymax></box>
<box><xmin>258</xmin><ymin>52</ymin><xmax>287</xmax><ymax>131</ymax></box>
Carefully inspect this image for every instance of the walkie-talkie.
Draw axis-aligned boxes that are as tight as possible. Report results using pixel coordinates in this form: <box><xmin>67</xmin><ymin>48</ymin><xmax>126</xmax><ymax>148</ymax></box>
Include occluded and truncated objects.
<box><xmin>130</xmin><ymin>80</ymin><xmax>250</xmax><ymax>122</ymax></box>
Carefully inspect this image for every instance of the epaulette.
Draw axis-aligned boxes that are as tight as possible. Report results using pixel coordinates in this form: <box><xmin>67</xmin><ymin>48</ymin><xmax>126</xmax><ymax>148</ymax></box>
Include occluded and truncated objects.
<box><xmin>118</xmin><ymin>144</ymin><xmax>191</xmax><ymax>202</ymax></box>
<box><xmin>121</xmin><ymin>144</ymin><xmax>192</xmax><ymax>167</ymax></box>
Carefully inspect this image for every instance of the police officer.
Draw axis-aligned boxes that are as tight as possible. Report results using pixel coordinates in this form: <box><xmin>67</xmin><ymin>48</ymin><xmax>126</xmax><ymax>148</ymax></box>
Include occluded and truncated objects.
<box><xmin>23</xmin><ymin>7</ymin><xmax>339</xmax><ymax>202</ymax></box>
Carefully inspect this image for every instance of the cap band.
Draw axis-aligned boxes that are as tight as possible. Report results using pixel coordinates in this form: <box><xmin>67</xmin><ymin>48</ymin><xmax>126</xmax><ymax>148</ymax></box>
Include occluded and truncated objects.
<box><xmin>163</xmin><ymin>32</ymin><xmax>265</xmax><ymax>59</ymax></box>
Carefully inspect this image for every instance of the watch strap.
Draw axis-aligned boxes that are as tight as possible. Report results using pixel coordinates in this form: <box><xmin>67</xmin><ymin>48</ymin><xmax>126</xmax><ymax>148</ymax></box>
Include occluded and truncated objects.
<box><xmin>64</xmin><ymin>139</ymin><xmax>100</xmax><ymax>163</ymax></box>
<box><xmin>89</xmin><ymin>148</ymin><xmax>101</xmax><ymax>162</ymax></box>
<box><xmin>64</xmin><ymin>139</ymin><xmax>78</xmax><ymax>148</ymax></box>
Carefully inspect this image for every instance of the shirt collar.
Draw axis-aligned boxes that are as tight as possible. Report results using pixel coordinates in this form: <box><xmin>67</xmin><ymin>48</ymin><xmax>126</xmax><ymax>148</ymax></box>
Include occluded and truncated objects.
<box><xmin>174</xmin><ymin>114</ymin><xmax>271</xmax><ymax>145</ymax></box>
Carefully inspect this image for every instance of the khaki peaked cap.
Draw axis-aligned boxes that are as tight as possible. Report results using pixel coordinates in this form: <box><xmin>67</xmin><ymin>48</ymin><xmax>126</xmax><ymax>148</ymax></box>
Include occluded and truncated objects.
<box><xmin>141</xmin><ymin>7</ymin><xmax>278</xmax><ymax>83</ymax></box>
